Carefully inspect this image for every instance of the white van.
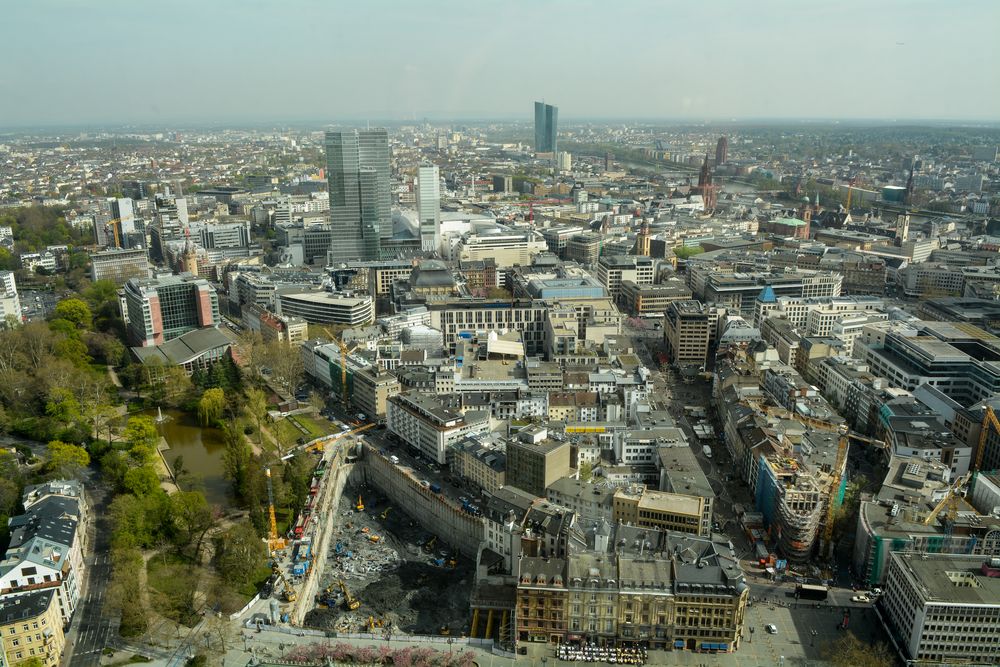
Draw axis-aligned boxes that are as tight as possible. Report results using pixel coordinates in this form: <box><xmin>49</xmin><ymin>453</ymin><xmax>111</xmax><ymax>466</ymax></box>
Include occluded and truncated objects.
<box><xmin>702</xmin><ymin>445</ymin><xmax>713</xmax><ymax>458</ymax></box>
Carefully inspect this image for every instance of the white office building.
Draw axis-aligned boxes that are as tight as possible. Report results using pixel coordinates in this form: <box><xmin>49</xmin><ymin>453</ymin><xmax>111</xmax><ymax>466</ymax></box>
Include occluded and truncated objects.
<box><xmin>386</xmin><ymin>392</ymin><xmax>490</xmax><ymax>464</ymax></box>
<box><xmin>880</xmin><ymin>552</ymin><xmax>1000</xmax><ymax>664</ymax></box>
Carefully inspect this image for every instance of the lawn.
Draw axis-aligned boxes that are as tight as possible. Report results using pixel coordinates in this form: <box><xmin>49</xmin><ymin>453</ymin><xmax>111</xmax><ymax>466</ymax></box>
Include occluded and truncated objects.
<box><xmin>273</xmin><ymin>414</ymin><xmax>333</xmax><ymax>445</ymax></box>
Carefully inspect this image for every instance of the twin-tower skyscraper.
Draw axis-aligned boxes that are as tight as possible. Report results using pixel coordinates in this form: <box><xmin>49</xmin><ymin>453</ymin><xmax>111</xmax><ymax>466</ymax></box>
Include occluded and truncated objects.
<box><xmin>325</xmin><ymin>128</ymin><xmax>440</xmax><ymax>262</ymax></box>
<box><xmin>325</xmin><ymin>103</ymin><xmax>553</xmax><ymax>263</ymax></box>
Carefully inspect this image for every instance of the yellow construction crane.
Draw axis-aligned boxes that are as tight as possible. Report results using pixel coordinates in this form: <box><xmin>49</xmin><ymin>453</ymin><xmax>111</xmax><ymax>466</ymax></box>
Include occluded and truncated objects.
<box><xmin>337</xmin><ymin>579</ymin><xmax>360</xmax><ymax>610</ymax></box>
<box><xmin>356</xmin><ymin>495</ymin><xmax>365</xmax><ymax>512</ymax></box>
<box><xmin>264</xmin><ymin>468</ymin><xmax>286</xmax><ymax>554</ymax></box>
<box><xmin>305</xmin><ymin>422</ymin><xmax>376</xmax><ymax>454</ymax></box>
<box><xmin>322</xmin><ymin>327</ymin><xmax>353</xmax><ymax>408</ymax></box>
<box><xmin>975</xmin><ymin>405</ymin><xmax>1000</xmax><ymax>471</ymax></box>
<box><xmin>924</xmin><ymin>472</ymin><xmax>971</xmax><ymax>526</ymax></box>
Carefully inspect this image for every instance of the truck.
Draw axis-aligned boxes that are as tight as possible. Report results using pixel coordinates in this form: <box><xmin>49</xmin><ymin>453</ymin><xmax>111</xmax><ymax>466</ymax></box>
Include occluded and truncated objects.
<box><xmin>309</xmin><ymin>477</ymin><xmax>320</xmax><ymax>496</ymax></box>
<box><xmin>429</xmin><ymin>483</ymin><xmax>442</xmax><ymax>494</ymax></box>
<box><xmin>702</xmin><ymin>445</ymin><xmax>713</xmax><ymax>459</ymax></box>
<box><xmin>292</xmin><ymin>515</ymin><xmax>307</xmax><ymax>538</ymax></box>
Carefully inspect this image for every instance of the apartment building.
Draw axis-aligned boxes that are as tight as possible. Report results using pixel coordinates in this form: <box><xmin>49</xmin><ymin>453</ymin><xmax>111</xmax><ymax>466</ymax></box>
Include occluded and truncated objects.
<box><xmin>515</xmin><ymin>528</ymin><xmax>748</xmax><ymax>652</ymax></box>
<box><xmin>351</xmin><ymin>365</ymin><xmax>400</xmax><ymax>424</ymax></box>
<box><xmin>880</xmin><ymin>553</ymin><xmax>1000</xmax><ymax>665</ymax></box>
<box><xmin>242</xmin><ymin>304</ymin><xmax>307</xmax><ymax>345</ymax></box>
<box><xmin>0</xmin><ymin>589</ymin><xmax>65</xmax><ymax>667</ymax></box>
<box><xmin>386</xmin><ymin>392</ymin><xmax>489</xmax><ymax>464</ymax></box>
<box><xmin>613</xmin><ymin>486</ymin><xmax>709</xmax><ymax>536</ymax></box>
<box><xmin>505</xmin><ymin>426</ymin><xmax>572</xmax><ymax>497</ymax></box>
<box><xmin>454</xmin><ymin>438</ymin><xmax>506</xmax><ymax>495</ymax></box>
<box><xmin>663</xmin><ymin>300</ymin><xmax>721</xmax><ymax>367</ymax></box>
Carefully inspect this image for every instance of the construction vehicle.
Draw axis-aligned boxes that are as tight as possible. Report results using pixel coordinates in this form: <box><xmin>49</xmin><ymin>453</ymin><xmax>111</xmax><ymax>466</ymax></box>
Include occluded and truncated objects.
<box><xmin>264</xmin><ymin>468</ymin><xmax>287</xmax><ymax>554</ymax></box>
<box><xmin>379</xmin><ymin>507</ymin><xmax>392</xmax><ymax>520</ymax></box>
<box><xmin>367</xmin><ymin>533</ymin><xmax>381</xmax><ymax>543</ymax></box>
<box><xmin>356</xmin><ymin>495</ymin><xmax>365</xmax><ymax>512</ymax></box>
<box><xmin>272</xmin><ymin>566</ymin><xmax>297</xmax><ymax>603</ymax></box>
<box><xmin>975</xmin><ymin>405</ymin><xmax>1000</xmax><ymax>471</ymax></box>
<box><xmin>423</xmin><ymin>536</ymin><xmax>437</xmax><ymax>553</ymax></box>
<box><xmin>338</xmin><ymin>579</ymin><xmax>360</xmax><ymax>610</ymax></box>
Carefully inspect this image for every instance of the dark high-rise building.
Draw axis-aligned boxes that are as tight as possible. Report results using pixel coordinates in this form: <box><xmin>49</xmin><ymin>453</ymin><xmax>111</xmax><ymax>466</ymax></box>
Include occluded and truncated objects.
<box><xmin>533</xmin><ymin>102</ymin><xmax>558</xmax><ymax>154</ymax></box>
<box><xmin>325</xmin><ymin>129</ymin><xmax>392</xmax><ymax>263</ymax></box>
<box><xmin>715</xmin><ymin>136</ymin><xmax>728</xmax><ymax>165</ymax></box>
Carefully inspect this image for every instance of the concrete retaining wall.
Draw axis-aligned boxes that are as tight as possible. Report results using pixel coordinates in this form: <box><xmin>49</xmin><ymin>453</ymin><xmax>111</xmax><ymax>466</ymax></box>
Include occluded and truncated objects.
<box><xmin>359</xmin><ymin>444</ymin><xmax>485</xmax><ymax>558</ymax></box>
<box><xmin>291</xmin><ymin>447</ymin><xmax>359</xmax><ymax>625</ymax></box>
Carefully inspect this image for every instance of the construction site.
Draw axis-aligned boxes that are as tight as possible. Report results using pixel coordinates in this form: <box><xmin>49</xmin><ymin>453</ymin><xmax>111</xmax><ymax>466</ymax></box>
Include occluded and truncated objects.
<box><xmin>303</xmin><ymin>483</ymin><xmax>475</xmax><ymax>637</ymax></box>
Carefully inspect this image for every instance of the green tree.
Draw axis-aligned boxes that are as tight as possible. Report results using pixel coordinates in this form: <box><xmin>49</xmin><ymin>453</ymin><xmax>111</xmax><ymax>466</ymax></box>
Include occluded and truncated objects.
<box><xmin>244</xmin><ymin>387</ymin><xmax>267</xmax><ymax>444</ymax></box>
<box><xmin>198</xmin><ymin>387</ymin><xmax>225</xmax><ymax>425</ymax></box>
<box><xmin>821</xmin><ymin>634</ymin><xmax>893</xmax><ymax>667</ymax></box>
<box><xmin>109</xmin><ymin>492</ymin><xmax>168</xmax><ymax>549</ymax></box>
<box><xmin>109</xmin><ymin>544</ymin><xmax>149</xmax><ymax>637</ymax></box>
<box><xmin>52</xmin><ymin>298</ymin><xmax>93</xmax><ymax>331</ymax></box>
<box><xmin>579</xmin><ymin>461</ymin><xmax>593</xmax><ymax>483</ymax></box>
<box><xmin>123</xmin><ymin>466</ymin><xmax>162</xmax><ymax>497</ymax></box>
<box><xmin>215</xmin><ymin>520</ymin><xmax>267</xmax><ymax>588</ymax></box>
<box><xmin>123</xmin><ymin>415</ymin><xmax>159</xmax><ymax>451</ymax></box>
<box><xmin>222</xmin><ymin>420</ymin><xmax>253</xmax><ymax>500</ymax></box>
<box><xmin>46</xmin><ymin>439</ymin><xmax>90</xmax><ymax>477</ymax></box>
<box><xmin>672</xmin><ymin>245</ymin><xmax>705</xmax><ymax>259</ymax></box>
<box><xmin>171</xmin><ymin>490</ymin><xmax>218</xmax><ymax>558</ymax></box>
<box><xmin>45</xmin><ymin>386</ymin><xmax>82</xmax><ymax>425</ymax></box>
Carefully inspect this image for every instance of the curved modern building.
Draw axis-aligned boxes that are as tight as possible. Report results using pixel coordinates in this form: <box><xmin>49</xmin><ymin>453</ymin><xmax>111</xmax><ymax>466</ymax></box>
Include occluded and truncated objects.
<box><xmin>276</xmin><ymin>291</ymin><xmax>374</xmax><ymax>326</ymax></box>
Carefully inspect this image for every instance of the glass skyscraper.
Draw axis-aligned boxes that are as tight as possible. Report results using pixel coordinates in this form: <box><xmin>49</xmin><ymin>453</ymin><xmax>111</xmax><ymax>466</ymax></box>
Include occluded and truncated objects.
<box><xmin>534</xmin><ymin>101</ymin><xmax>558</xmax><ymax>154</ymax></box>
<box><xmin>416</xmin><ymin>164</ymin><xmax>440</xmax><ymax>252</ymax></box>
<box><xmin>325</xmin><ymin>129</ymin><xmax>392</xmax><ymax>263</ymax></box>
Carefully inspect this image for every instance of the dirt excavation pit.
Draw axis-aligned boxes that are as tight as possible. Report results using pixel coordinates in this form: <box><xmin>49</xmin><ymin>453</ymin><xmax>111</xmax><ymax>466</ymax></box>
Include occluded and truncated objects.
<box><xmin>304</xmin><ymin>484</ymin><xmax>475</xmax><ymax>636</ymax></box>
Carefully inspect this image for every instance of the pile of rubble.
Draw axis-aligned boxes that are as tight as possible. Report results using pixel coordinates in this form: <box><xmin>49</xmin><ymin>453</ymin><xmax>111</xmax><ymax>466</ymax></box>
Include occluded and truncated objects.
<box><xmin>303</xmin><ymin>485</ymin><xmax>474</xmax><ymax>636</ymax></box>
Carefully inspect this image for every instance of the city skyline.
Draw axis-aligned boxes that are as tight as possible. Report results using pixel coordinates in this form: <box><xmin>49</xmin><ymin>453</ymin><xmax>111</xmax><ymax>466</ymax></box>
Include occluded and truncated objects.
<box><xmin>2</xmin><ymin>0</ymin><xmax>999</xmax><ymax>127</ymax></box>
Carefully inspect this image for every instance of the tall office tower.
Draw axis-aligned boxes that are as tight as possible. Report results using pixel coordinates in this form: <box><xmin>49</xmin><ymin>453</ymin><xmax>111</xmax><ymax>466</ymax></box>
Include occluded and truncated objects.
<box><xmin>325</xmin><ymin>129</ymin><xmax>391</xmax><ymax>263</ymax></box>
<box><xmin>715</xmin><ymin>136</ymin><xmax>728</xmax><ymax>165</ymax></box>
<box><xmin>534</xmin><ymin>102</ymin><xmax>558</xmax><ymax>154</ymax></box>
<box><xmin>416</xmin><ymin>164</ymin><xmax>441</xmax><ymax>252</ymax></box>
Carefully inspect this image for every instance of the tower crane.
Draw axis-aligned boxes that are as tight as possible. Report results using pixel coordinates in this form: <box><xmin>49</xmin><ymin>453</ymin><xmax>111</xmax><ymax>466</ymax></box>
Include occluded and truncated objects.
<box><xmin>323</xmin><ymin>327</ymin><xmax>352</xmax><ymax>408</ymax></box>
<box><xmin>264</xmin><ymin>467</ymin><xmax>286</xmax><ymax>554</ymax></box>
<box><xmin>924</xmin><ymin>472</ymin><xmax>971</xmax><ymax>528</ymax></box>
<box><xmin>304</xmin><ymin>422</ymin><xmax>376</xmax><ymax>454</ymax></box>
<box><xmin>975</xmin><ymin>405</ymin><xmax>1000</xmax><ymax>471</ymax></box>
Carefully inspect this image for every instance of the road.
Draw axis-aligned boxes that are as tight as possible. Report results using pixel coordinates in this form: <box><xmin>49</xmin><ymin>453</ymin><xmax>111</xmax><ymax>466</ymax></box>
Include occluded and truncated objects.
<box><xmin>65</xmin><ymin>474</ymin><xmax>117</xmax><ymax>667</ymax></box>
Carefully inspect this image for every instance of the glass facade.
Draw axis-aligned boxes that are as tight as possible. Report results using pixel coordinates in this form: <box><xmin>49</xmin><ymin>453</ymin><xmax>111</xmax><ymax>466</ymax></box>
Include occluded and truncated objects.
<box><xmin>325</xmin><ymin>129</ymin><xmax>391</xmax><ymax>263</ymax></box>
<box><xmin>534</xmin><ymin>102</ymin><xmax>558</xmax><ymax>153</ymax></box>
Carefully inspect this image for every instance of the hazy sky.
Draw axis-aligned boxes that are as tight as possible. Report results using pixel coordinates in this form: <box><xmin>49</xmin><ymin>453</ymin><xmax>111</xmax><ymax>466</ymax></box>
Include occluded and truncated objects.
<box><xmin>3</xmin><ymin>0</ymin><xmax>998</xmax><ymax>127</ymax></box>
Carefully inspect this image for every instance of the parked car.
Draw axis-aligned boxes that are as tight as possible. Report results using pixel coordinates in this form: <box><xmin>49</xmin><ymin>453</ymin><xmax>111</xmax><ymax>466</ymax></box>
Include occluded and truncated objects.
<box><xmin>765</xmin><ymin>624</ymin><xmax>777</xmax><ymax>634</ymax></box>
<box><xmin>851</xmin><ymin>594</ymin><xmax>871</xmax><ymax>603</ymax></box>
